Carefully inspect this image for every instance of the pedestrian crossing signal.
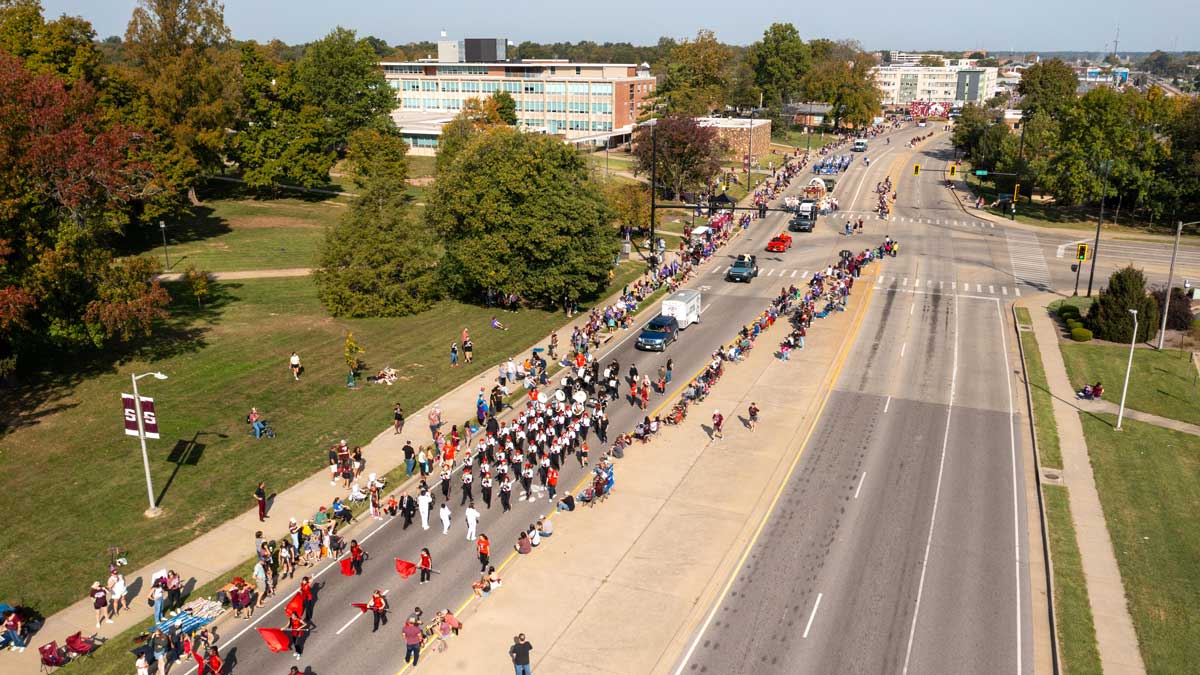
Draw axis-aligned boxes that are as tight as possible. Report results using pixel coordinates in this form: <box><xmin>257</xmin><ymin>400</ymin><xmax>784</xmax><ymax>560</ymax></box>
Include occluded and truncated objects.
<box><xmin>913</xmin><ymin>164</ymin><xmax>920</xmax><ymax>176</ymax></box>
<box><xmin>1076</xmin><ymin>243</ymin><xmax>1089</xmax><ymax>261</ymax></box>
<box><xmin>948</xmin><ymin>165</ymin><xmax>957</xmax><ymax>177</ymax></box>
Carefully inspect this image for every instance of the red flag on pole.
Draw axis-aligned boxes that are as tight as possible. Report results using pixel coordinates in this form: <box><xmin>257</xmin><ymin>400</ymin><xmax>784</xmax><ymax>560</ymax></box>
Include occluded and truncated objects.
<box><xmin>395</xmin><ymin>558</ymin><xmax>417</xmax><ymax>578</ymax></box>
<box><xmin>351</xmin><ymin>602</ymin><xmax>369</xmax><ymax>613</ymax></box>
<box><xmin>256</xmin><ymin>627</ymin><xmax>291</xmax><ymax>653</ymax></box>
<box><xmin>285</xmin><ymin>592</ymin><xmax>304</xmax><ymax>618</ymax></box>
<box><xmin>340</xmin><ymin>558</ymin><xmax>354</xmax><ymax>576</ymax></box>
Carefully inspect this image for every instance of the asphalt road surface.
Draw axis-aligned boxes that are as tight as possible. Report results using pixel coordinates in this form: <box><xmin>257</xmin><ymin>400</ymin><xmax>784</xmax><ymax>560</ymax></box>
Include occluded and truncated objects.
<box><xmin>674</xmin><ymin>132</ymin><xmax>1033</xmax><ymax>675</ymax></box>
<box><xmin>178</xmin><ymin>125</ymin><xmax>925</xmax><ymax>675</ymax></box>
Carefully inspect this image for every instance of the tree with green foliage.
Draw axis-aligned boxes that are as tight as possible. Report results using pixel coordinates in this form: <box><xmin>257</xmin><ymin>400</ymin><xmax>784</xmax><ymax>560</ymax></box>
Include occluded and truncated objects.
<box><xmin>951</xmin><ymin>103</ymin><xmax>997</xmax><ymax>157</ymax></box>
<box><xmin>0</xmin><ymin>0</ymin><xmax>102</xmax><ymax>85</ymax></box>
<box><xmin>917</xmin><ymin>55</ymin><xmax>944</xmax><ymax>67</ymax></box>
<box><xmin>229</xmin><ymin>43</ymin><xmax>334</xmax><ymax>189</ymax></box>
<box><xmin>631</xmin><ymin>114</ymin><xmax>726</xmax><ymax>200</ymax></box>
<box><xmin>1086</xmin><ymin>266</ymin><xmax>1158</xmax><ymax>343</ymax></box>
<box><xmin>294</xmin><ymin>26</ymin><xmax>396</xmax><ymax>150</ymax></box>
<box><xmin>657</xmin><ymin>29</ymin><xmax>731</xmax><ymax>115</ymax></box>
<box><xmin>801</xmin><ymin>54</ymin><xmax>881</xmax><ymax>129</ymax></box>
<box><xmin>603</xmin><ymin>180</ymin><xmax>651</xmax><ymax>233</ymax></box>
<box><xmin>430</xmin><ymin>126</ymin><xmax>619</xmax><ymax>306</ymax></box>
<box><xmin>343</xmin><ymin>331</ymin><xmax>365</xmax><ymax>385</ymax></box>
<box><xmin>122</xmin><ymin>0</ymin><xmax>238</xmax><ymax>210</ymax></box>
<box><xmin>1017</xmin><ymin>59</ymin><xmax>1078</xmax><ymax>119</ymax></box>
<box><xmin>183</xmin><ymin>266</ymin><xmax>210</xmax><ymax>307</ymax></box>
<box><xmin>997</xmin><ymin>110</ymin><xmax>1059</xmax><ymax>199</ymax></box>
<box><xmin>723</xmin><ymin>57</ymin><xmax>761</xmax><ymax>110</ymax></box>
<box><xmin>749</xmin><ymin>23</ymin><xmax>809</xmax><ymax>108</ymax></box>
<box><xmin>435</xmin><ymin>98</ymin><xmax>505</xmax><ymax>175</ymax></box>
<box><xmin>315</xmin><ymin>130</ymin><xmax>440</xmax><ymax>318</ymax></box>
<box><xmin>492</xmin><ymin>90</ymin><xmax>518</xmax><ymax>125</ymax></box>
<box><xmin>972</xmin><ymin>123</ymin><xmax>1012</xmax><ymax>172</ymax></box>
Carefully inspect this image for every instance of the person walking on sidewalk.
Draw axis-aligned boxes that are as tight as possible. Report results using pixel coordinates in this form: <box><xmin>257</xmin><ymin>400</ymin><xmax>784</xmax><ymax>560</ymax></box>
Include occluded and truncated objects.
<box><xmin>428</xmin><ymin>405</ymin><xmax>442</xmax><ymax>440</ymax></box>
<box><xmin>748</xmin><ymin>402</ymin><xmax>760</xmax><ymax>431</ymax></box>
<box><xmin>509</xmin><ymin>633</ymin><xmax>534</xmax><ymax>675</ymax></box>
<box><xmin>465</xmin><ymin>502</ymin><xmax>480</xmax><ymax>540</ymax></box>
<box><xmin>369</xmin><ymin>590</ymin><xmax>388</xmax><ymax>632</ymax></box>
<box><xmin>90</xmin><ymin>582</ymin><xmax>112</xmax><ymax>627</ymax></box>
<box><xmin>712</xmin><ymin>409</ymin><xmax>724</xmax><ymax>439</ymax></box>
<box><xmin>394</xmin><ymin>405</ymin><xmax>406</xmax><ymax>435</ymax></box>
<box><xmin>419</xmin><ymin>548</ymin><xmax>433</xmax><ymax>584</ymax></box>
<box><xmin>254</xmin><ymin>481</ymin><xmax>268</xmax><ymax>521</ymax></box>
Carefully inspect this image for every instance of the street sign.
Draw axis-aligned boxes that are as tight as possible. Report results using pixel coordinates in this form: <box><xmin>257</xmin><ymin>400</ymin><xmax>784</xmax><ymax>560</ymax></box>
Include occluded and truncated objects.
<box><xmin>974</xmin><ymin>170</ymin><xmax>988</xmax><ymax>176</ymax></box>
<box><xmin>122</xmin><ymin>393</ymin><xmax>160</xmax><ymax>439</ymax></box>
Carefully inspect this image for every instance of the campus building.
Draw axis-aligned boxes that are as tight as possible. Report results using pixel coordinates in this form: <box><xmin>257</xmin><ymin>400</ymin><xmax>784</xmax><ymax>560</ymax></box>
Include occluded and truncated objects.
<box><xmin>871</xmin><ymin>64</ymin><xmax>999</xmax><ymax>106</ymax></box>
<box><xmin>379</xmin><ymin>38</ymin><xmax>657</xmax><ymax>155</ymax></box>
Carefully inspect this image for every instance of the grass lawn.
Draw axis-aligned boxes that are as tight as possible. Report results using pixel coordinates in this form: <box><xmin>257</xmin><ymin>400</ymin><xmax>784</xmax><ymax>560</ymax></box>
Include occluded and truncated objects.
<box><xmin>771</xmin><ymin>128</ymin><xmax>838</xmax><ymax>150</ymax></box>
<box><xmin>1079</xmin><ymin>414</ymin><xmax>1200</xmax><ymax>674</ymax></box>
<box><xmin>134</xmin><ymin>187</ymin><xmax>345</xmax><ymax>273</ymax></box>
<box><xmin>407</xmin><ymin>155</ymin><xmax>437</xmax><ymax>179</ymax></box>
<box><xmin>1015</xmin><ymin>307</ymin><xmax>1032</xmax><ymax>327</ymax></box>
<box><xmin>0</xmin><ymin>276</ymin><xmax>581</xmax><ymax>616</ymax></box>
<box><xmin>1021</xmin><ymin>330</ymin><xmax>1063</xmax><ymax>469</ymax></box>
<box><xmin>1059</xmin><ymin>342</ymin><xmax>1200</xmax><ymax>426</ymax></box>
<box><xmin>1043</xmin><ymin>485</ymin><xmax>1103</xmax><ymax>675</ymax></box>
<box><xmin>1048</xmin><ymin>297</ymin><xmax>1095</xmax><ymax>317</ymax></box>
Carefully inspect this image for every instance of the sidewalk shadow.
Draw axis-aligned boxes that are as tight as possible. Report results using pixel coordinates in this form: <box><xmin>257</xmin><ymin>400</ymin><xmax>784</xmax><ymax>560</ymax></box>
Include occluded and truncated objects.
<box><xmin>737</xmin><ymin>415</ymin><xmax>750</xmax><ymax>429</ymax></box>
<box><xmin>126</xmin><ymin>576</ymin><xmax>144</xmax><ymax>605</ymax></box>
<box><xmin>701</xmin><ymin>424</ymin><xmax>714</xmax><ymax>439</ymax></box>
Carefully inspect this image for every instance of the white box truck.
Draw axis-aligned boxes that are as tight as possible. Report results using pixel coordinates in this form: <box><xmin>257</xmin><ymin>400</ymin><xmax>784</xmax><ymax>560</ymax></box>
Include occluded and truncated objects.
<box><xmin>661</xmin><ymin>289</ymin><xmax>701</xmax><ymax>329</ymax></box>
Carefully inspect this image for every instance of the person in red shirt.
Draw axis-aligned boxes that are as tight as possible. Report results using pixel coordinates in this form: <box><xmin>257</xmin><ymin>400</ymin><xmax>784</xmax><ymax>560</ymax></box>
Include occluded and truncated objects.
<box><xmin>205</xmin><ymin>646</ymin><xmax>224</xmax><ymax>673</ymax></box>
<box><xmin>299</xmin><ymin>577</ymin><xmax>314</xmax><ymax>622</ymax></box>
<box><xmin>419</xmin><ymin>548</ymin><xmax>433</xmax><ymax>584</ymax></box>
<box><xmin>546</xmin><ymin>467</ymin><xmax>559</xmax><ymax>501</ymax></box>
<box><xmin>369</xmin><ymin>589</ymin><xmax>388</xmax><ymax>632</ymax></box>
<box><xmin>288</xmin><ymin>613</ymin><xmax>309</xmax><ymax>660</ymax></box>
<box><xmin>712</xmin><ymin>409</ymin><xmax>724</xmax><ymax>439</ymax></box>
<box><xmin>476</xmin><ymin>534</ymin><xmax>491</xmax><ymax>573</ymax></box>
<box><xmin>350</xmin><ymin>540</ymin><xmax>366</xmax><ymax>575</ymax></box>
<box><xmin>402</xmin><ymin>618</ymin><xmax>424</xmax><ymax>666</ymax></box>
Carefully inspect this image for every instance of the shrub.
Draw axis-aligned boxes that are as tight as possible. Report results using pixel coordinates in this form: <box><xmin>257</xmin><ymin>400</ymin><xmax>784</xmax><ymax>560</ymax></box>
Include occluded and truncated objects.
<box><xmin>1086</xmin><ymin>266</ymin><xmax>1158</xmax><ymax>343</ymax></box>
<box><xmin>1066</xmin><ymin>319</ymin><xmax>1081</xmax><ymax>331</ymax></box>
<box><xmin>1070</xmin><ymin>327</ymin><xmax>1093</xmax><ymax>342</ymax></box>
<box><xmin>1151</xmin><ymin>286</ymin><xmax>1195</xmax><ymax>331</ymax></box>
<box><xmin>1057</xmin><ymin>304</ymin><xmax>1081</xmax><ymax>321</ymax></box>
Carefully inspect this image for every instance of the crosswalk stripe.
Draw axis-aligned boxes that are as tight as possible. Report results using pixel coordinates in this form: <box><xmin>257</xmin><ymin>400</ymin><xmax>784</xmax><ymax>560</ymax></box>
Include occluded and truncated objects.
<box><xmin>768</xmin><ymin>269</ymin><xmax>776</xmax><ymax>276</ymax></box>
<box><xmin>989</xmin><ymin>285</ymin><xmax>995</xmax><ymax>294</ymax></box>
<box><xmin>903</xmin><ymin>277</ymin><xmax>909</xmax><ymax>286</ymax></box>
<box><xmin>976</xmin><ymin>284</ymin><xmax>982</xmax><ymax>292</ymax></box>
<box><xmin>1002</xmin><ymin>287</ymin><xmax>1008</xmax><ymax>295</ymax></box>
<box><xmin>791</xmin><ymin>270</ymin><xmax>797</xmax><ymax>278</ymax></box>
<box><xmin>1006</xmin><ymin>229</ymin><xmax>1053</xmax><ymax>290</ymax></box>
<box><xmin>1015</xmin><ymin>287</ymin><xmax>1021</xmax><ymax>296</ymax></box>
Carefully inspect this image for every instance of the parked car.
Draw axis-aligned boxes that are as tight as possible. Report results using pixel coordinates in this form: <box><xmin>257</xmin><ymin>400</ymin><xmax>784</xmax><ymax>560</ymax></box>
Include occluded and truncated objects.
<box><xmin>726</xmin><ymin>254</ymin><xmax>759</xmax><ymax>283</ymax></box>
<box><xmin>636</xmin><ymin>314</ymin><xmax>680</xmax><ymax>351</ymax></box>
<box><xmin>766</xmin><ymin>233</ymin><xmax>793</xmax><ymax>252</ymax></box>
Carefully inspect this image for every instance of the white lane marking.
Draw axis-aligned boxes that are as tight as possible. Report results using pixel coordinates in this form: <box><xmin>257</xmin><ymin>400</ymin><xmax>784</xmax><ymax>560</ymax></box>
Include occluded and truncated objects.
<box><xmin>768</xmin><ymin>268</ymin><xmax>777</xmax><ymax>276</ymax></box>
<box><xmin>854</xmin><ymin>471</ymin><xmax>868</xmax><ymax>499</ymax></box>
<box><xmin>903</xmin><ymin>277</ymin><xmax>909</xmax><ymax>286</ymax></box>
<box><xmin>902</xmin><ymin>292</ymin><xmax>959</xmax><ymax>675</ymax></box>
<box><xmin>1055</xmin><ymin>237</ymin><xmax>1091</xmax><ymax>259</ymax></box>
<box><xmin>883</xmin><ymin>395</ymin><xmax>891</xmax><ymax>413</ymax></box>
<box><xmin>700</xmin><ymin>303</ymin><xmax>712</xmax><ymax>315</ymax></box>
<box><xmin>801</xmin><ymin>270</ymin><xmax>809</xmax><ymax>279</ymax></box>
<box><xmin>989</xmin><ymin>222</ymin><xmax>995</xmax><ymax>228</ymax></box>
<box><xmin>989</xmin><ymin>285</ymin><xmax>995</xmax><ymax>294</ymax></box>
<box><xmin>995</xmin><ymin>298</ymin><xmax>1024</xmax><ymax>675</ymax></box>
<box><xmin>1015</xmin><ymin>287</ymin><xmax>1021</xmax><ymax>296</ymax></box>
<box><xmin>711</xmin><ymin>267</ymin><xmax>722</xmax><ymax>275</ymax></box>
<box><xmin>791</xmin><ymin>270</ymin><xmax>797</xmax><ymax>278</ymax></box>
<box><xmin>939</xmin><ymin>281</ymin><xmax>944</xmax><ymax>290</ymax></box>
<box><xmin>336</xmin><ymin>589</ymin><xmax>389</xmax><ymax>635</ymax></box>
<box><xmin>802</xmin><ymin>593</ymin><xmax>824</xmax><ymax>639</ymax></box>
<box><xmin>910</xmin><ymin>303</ymin><xmax>914</xmax><ymax>316</ymax></box>
<box><xmin>951</xmin><ymin>281</ymin><xmax>957</xmax><ymax>290</ymax></box>
<box><xmin>1001</xmin><ymin>287</ymin><xmax>1008</xmax><ymax>296</ymax></box>
<box><xmin>900</xmin><ymin>342</ymin><xmax>907</xmax><ymax>357</ymax></box>
<box><xmin>976</xmin><ymin>284</ymin><xmax>982</xmax><ymax>293</ymax></box>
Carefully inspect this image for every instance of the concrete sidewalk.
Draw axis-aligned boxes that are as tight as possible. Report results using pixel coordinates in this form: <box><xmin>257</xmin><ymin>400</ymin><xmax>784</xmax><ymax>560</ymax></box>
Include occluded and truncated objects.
<box><xmin>410</xmin><ymin>268</ymin><xmax>879</xmax><ymax>675</ymax></box>
<box><xmin>155</xmin><ymin>267</ymin><xmax>313</xmax><ymax>282</ymax></box>
<box><xmin>1026</xmin><ymin>296</ymin><xmax>1146</xmax><ymax>675</ymax></box>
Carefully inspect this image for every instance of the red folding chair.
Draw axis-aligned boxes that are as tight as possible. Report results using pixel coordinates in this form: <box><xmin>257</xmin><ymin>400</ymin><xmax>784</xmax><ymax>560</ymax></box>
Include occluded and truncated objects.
<box><xmin>38</xmin><ymin>641</ymin><xmax>69</xmax><ymax>672</ymax></box>
<box><xmin>64</xmin><ymin>631</ymin><xmax>97</xmax><ymax>659</ymax></box>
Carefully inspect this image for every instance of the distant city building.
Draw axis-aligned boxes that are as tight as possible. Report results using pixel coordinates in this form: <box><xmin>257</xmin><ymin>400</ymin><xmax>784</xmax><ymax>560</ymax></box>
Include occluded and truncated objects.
<box><xmin>886</xmin><ymin>51</ymin><xmax>977</xmax><ymax>67</ymax></box>
<box><xmin>871</xmin><ymin>64</ymin><xmax>999</xmax><ymax>106</ymax></box>
<box><xmin>378</xmin><ymin>36</ymin><xmax>656</xmax><ymax>154</ymax></box>
<box><xmin>1074</xmin><ymin>65</ymin><xmax>1129</xmax><ymax>85</ymax></box>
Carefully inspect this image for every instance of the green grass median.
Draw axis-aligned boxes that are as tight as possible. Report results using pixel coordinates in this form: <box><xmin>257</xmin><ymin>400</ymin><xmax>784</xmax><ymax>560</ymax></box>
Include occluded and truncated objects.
<box><xmin>1020</xmin><ymin>328</ymin><xmax>1062</xmax><ymax>469</ymax></box>
<box><xmin>1079</xmin><ymin>413</ymin><xmax>1200</xmax><ymax>674</ymax></box>
<box><xmin>1043</xmin><ymin>485</ymin><xmax>1102</xmax><ymax>675</ymax></box>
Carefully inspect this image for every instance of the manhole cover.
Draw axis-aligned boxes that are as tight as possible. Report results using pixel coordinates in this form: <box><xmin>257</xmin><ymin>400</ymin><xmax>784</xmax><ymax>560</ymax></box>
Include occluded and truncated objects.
<box><xmin>1042</xmin><ymin>469</ymin><xmax>1063</xmax><ymax>484</ymax></box>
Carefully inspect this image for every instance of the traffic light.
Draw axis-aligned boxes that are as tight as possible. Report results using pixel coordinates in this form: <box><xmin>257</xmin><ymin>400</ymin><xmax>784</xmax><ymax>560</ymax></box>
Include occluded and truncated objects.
<box><xmin>913</xmin><ymin>164</ymin><xmax>920</xmax><ymax>176</ymax></box>
<box><xmin>948</xmin><ymin>165</ymin><xmax>957</xmax><ymax>177</ymax></box>
<box><xmin>1076</xmin><ymin>244</ymin><xmax>1089</xmax><ymax>261</ymax></box>
<box><xmin>1013</xmin><ymin>183</ymin><xmax>1021</xmax><ymax>201</ymax></box>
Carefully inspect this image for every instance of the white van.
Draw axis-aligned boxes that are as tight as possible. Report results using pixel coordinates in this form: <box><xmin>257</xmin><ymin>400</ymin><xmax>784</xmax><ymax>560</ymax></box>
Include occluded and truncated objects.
<box><xmin>852</xmin><ymin>139</ymin><xmax>868</xmax><ymax>152</ymax></box>
<box><xmin>661</xmin><ymin>289</ymin><xmax>702</xmax><ymax>329</ymax></box>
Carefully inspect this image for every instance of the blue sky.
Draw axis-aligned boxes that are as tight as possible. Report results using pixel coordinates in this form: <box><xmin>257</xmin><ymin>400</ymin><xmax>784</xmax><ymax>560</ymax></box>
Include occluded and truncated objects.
<box><xmin>43</xmin><ymin>0</ymin><xmax>1197</xmax><ymax>52</ymax></box>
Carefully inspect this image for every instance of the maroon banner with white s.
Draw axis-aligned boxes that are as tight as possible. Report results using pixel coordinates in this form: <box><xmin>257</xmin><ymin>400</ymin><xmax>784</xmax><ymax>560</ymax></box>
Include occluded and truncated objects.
<box><xmin>122</xmin><ymin>393</ymin><xmax>160</xmax><ymax>439</ymax></box>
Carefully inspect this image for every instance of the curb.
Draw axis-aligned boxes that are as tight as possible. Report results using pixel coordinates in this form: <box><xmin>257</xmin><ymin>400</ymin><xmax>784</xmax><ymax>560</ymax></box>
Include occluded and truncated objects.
<box><xmin>1012</xmin><ymin>300</ymin><xmax>1062</xmax><ymax>675</ymax></box>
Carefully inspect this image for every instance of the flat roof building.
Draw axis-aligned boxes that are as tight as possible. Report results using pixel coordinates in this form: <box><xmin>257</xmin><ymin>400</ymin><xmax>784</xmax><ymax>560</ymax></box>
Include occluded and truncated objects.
<box><xmin>871</xmin><ymin>64</ymin><xmax>999</xmax><ymax>106</ymax></box>
<box><xmin>379</xmin><ymin>39</ymin><xmax>656</xmax><ymax>155</ymax></box>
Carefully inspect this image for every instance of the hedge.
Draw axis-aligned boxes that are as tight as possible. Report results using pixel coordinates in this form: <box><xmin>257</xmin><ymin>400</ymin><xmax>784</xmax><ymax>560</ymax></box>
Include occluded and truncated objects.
<box><xmin>1070</xmin><ymin>327</ymin><xmax>1094</xmax><ymax>342</ymax></box>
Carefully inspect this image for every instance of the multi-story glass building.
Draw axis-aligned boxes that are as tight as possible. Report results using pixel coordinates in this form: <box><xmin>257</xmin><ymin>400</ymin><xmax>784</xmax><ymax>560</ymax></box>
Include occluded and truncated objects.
<box><xmin>380</xmin><ymin>39</ymin><xmax>657</xmax><ymax>154</ymax></box>
<box><xmin>871</xmin><ymin>64</ymin><xmax>999</xmax><ymax>107</ymax></box>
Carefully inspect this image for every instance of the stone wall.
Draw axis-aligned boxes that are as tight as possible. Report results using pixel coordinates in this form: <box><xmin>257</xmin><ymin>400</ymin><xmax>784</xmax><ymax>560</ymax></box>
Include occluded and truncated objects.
<box><xmin>714</xmin><ymin>120</ymin><xmax>772</xmax><ymax>161</ymax></box>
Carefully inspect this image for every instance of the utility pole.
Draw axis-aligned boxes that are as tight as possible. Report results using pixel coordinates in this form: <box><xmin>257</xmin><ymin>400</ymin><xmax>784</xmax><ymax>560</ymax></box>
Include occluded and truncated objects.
<box><xmin>648</xmin><ymin>123</ymin><xmax>657</xmax><ymax>271</ymax></box>
<box><xmin>1158</xmin><ymin>220</ymin><xmax>1197</xmax><ymax>349</ymax></box>
<box><xmin>1086</xmin><ymin>160</ymin><xmax>1112</xmax><ymax>297</ymax></box>
<box><xmin>159</xmin><ymin>220</ymin><xmax>170</xmax><ymax>271</ymax></box>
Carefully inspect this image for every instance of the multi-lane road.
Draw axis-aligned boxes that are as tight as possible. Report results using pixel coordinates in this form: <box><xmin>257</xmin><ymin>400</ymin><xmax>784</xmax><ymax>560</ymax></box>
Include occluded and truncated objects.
<box><xmin>675</xmin><ymin>132</ymin><xmax>1035</xmax><ymax>674</ymax></box>
<box><xmin>179</xmin><ymin>124</ymin><xmax>921</xmax><ymax>675</ymax></box>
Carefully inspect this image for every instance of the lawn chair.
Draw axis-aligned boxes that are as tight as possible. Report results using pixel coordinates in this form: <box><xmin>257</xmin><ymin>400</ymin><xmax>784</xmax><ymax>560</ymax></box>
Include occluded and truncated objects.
<box><xmin>64</xmin><ymin>632</ymin><xmax>97</xmax><ymax>659</ymax></box>
<box><xmin>38</xmin><ymin>641</ymin><xmax>68</xmax><ymax>672</ymax></box>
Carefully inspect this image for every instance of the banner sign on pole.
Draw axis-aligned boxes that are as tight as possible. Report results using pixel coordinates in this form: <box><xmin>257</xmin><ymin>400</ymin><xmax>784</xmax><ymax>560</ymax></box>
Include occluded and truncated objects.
<box><xmin>121</xmin><ymin>393</ymin><xmax>160</xmax><ymax>439</ymax></box>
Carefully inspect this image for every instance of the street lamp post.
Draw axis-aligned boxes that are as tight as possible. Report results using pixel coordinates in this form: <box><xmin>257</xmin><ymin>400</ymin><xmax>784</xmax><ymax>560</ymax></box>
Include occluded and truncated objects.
<box><xmin>1115</xmin><ymin>310</ymin><xmax>1137</xmax><ymax>431</ymax></box>
<box><xmin>159</xmin><ymin>221</ymin><xmax>170</xmax><ymax>271</ymax></box>
<box><xmin>1157</xmin><ymin>220</ymin><xmax>1200</xmax><ymax>350</ymax></box>
<box><xmin>1085</xmin><ymin>160</ymin><xmax>1112</xmax><ymax>297</ymax></box>
<box><xmin>132</xmin><ymin>371</ymin><xmax>168</xmax><ymax>517</ymax></box>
